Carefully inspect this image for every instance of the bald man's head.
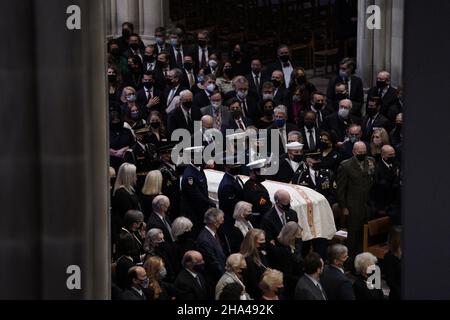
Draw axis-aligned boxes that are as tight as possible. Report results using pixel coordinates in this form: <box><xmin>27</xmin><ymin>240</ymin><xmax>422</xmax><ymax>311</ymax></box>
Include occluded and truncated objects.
<box><xmin>381</xmin><ymin>145</ymin><xmax>396</xmax><ymax>163</ymax></box>
<box><xmin>274</xmin><ymin>190</ymin><xmax>291</xmax><ymax>211</ymax></box>
<box><xmin>201</xmin><ymin>115</ymin><xmax>214</xmax><ymax>130</ymax></box>
<box><xmin>353</xmin><ymin>141</ymin><xmax>367</xmax><ymax>161</ymax></box>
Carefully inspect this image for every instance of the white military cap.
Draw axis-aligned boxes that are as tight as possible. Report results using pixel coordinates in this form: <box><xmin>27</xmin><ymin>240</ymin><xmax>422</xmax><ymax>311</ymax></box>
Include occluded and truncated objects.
<box><xmin>286</xmin><ymin>142</ymin><xmax>304</xmax><ymax>150</ymax></box>
<box><xmin>246</xmin><ymin>158</ymin><xmax>267</xmax><ymax>170</ymax></box>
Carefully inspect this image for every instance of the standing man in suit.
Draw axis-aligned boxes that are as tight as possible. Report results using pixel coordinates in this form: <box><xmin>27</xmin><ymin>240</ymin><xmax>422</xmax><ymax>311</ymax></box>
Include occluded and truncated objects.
<box><xmin>223</xmin><ymin>98</ymin><xmax>253</xmax><ymax>131</ymax></box>
<box><xmin>245</xmin><ymin>58</ymin><xmax>268</xmax><ymax>99</ymax></box>
<box><xmin>322</xmin><ymin>99</ymin><xmax>361</xmax><ymax>145</ymax></box>
<box><xmin>180</xmin><ymin>146</ymin><xmax>216</xmax><ymax>237</ymax></box>
<box><xmin>142</xmin><ymin>45</ymin><xmax>157</xmax><ymax>72</ymax></box>
<box><xmin>321</xmin><ymin>244</ymin><xmax>355</xmax><ymax>300</ymax></box>
<box><xmin>300</xmin><ymin>111</ymin><xmax>322</xmax><ymax>152</ymax></box>
<box><xmin>121</xmin><ymin>266</ymin><xmax>148</xmax><ymax>300</ymax></box>
<box><xmin>361</xmin><ymin>96</ymin><xmax>391</xmax><ymax>142</ymax></box>
<box><xmin>271</xmin><ymin>70</ymin><xmax>289</xmax><ymax>106</ymax></box>
<box><xmin>367</xmin><ymin>71</ymin><xmax>400</xmax><ymax>122</ymax></box>
<box><xmin>168</xmin><ymin>28</ymin><xmax>192</xmax><ymax>70</ymax></box>
<box><xmin>194</xmin><ymin>74</ymin><xmax>216</xmax><ymax>110</ymax></box>
<box><xmin>197</xmin><ymin>208</ymin><xmax>227</xmax><ymax>298</ymax></box>
<box><xmin>295</xmin><ymin>252</ymin><xmax>327</xmax><ymax>300</ymax></box>
<box><xmin>154</xmin><ymin>27</ymin><xmax>170</xmax><ymax>54</ymax></box>
<box><xmin>153</xmin><ymin>51</ymin><xmax>171</xmax><ymax>91</ymax></box>
<box><xmin>175</xmin><ymin>251</ymin><xmax>208</xmax><ymax>300</ymax></box>
<box><xmin>261</xmin><ymin>190</ymin><xmax>298</xmax><ymax>243</ymax></box>
<box><xmin>201</xmin><ymin>91</ymin><xmax>232</xmax><ymax>132</ymax></box>
<box><xmin>194</xmin><ymin>30</ymin><xmax>215</xmax><ymax>72</ymax></box>
<box><xmin>225</xmin><ymin>76</ymin><xmax>261</xmax><ymax>123</ymax></box>
<box><xmin>182</xmin><ymin>55</ymin><xmax>197</xmax><ymax>90</ymax></box>
<box><xmin>124</xmin><ymin>34</ymin><xmax>145</xmax><ymax>62</ymax></box>
<box><xmin>164</xmin><ymin>68</ymin><xmax>188</xmax><ymax>111</ymax></box>
<box><xmin>337</xmin><ymin>142</ymin><xmax>376</xmax><ymax>259</ymax></box>
<box><xmin>267</xmin><ymin>105</ymin><xmax>298</xmax><ymax>156</ymax></box>
<box><xmin>147</xmin><ymin>195</ymin><xmax>175</xmax><ymax>244</ymax></box>
<box><xmin>167</xmin><ymin>90</ymin><xmax>202</xmax><ymax>135</ymax></box>
<box><xmin>266</xmin><ymin>45</ymin><xmax>297</xmax><ymax>88</ymax></box>
<box><xmin>136</xmin><ymin>71</ymin><xmax>165</xmax><ymax>117</ymax></box>
<box><xmin>339</xmin><ymin>124</ymin><xmax>365</xmax><ymax>161</ymax></box>
<box><xmin>326</xmin><ymin>58</ymin><xmax>364</xmax><ymax>116</ymax></box>
<box><xmin>304</xmin><ymin>91</ymin><xmax>332</xmax><ymax>129</ymax></box>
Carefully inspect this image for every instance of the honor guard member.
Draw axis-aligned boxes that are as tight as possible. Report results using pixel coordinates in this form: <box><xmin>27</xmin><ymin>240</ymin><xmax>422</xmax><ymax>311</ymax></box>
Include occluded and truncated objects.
<box><xmin>180</xmin><ymin>146</ymin><xmax>216</xmax><ymax>237</ymax></box>
<box><xmin>158</xmin><ymin>142</ymin><xmax>181</xmax><ymax>218</ymax></box>
<box><xmin>243</xmin><ymin>159</ymin><xmax>273</xmax><ymax>228</ymax></box>
<box><xmin>218</xmin><ymin>154</ymin><xmax>245</xmax><ymax>236</ymax></box>
<box><xmin>296</xmin><ymin>151</ymin><xmax>337</xmax><ymax>205</ymax></box>
<box><xmin>124</xmin><ymin>126</ymin><xmax>158</xmax><ymax>190</ymax></box>
<box><xmin>273</xmin><ymin>141</ymin><xmax>308</xmax><ymax>183</ymax></box>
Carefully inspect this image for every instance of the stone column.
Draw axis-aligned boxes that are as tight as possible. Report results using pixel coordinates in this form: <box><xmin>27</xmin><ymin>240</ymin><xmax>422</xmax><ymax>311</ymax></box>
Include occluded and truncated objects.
<box><xmin>139</xmin><ymin>0</ymin><xmax>165</xmax><ymax>44</ymax></box>
<box><xmin>357</xmin><ymin>0</ymin><xmax>404</xmax><ymax>88</ymax></box>
<box><xmin>115</xmin><ymin>0</ymin><xmax>140</xmax><ymax>35</ymax></box>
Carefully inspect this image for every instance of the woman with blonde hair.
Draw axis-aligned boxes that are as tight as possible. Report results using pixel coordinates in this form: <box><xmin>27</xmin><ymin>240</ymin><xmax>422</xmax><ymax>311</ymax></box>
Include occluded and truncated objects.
<box><xmin>139</xmin><ymin>170</ymin><xmax>163</xmax><ymax>220</ymax></box>
<box><xmin>143</xmin><ymin>256</ymin><xmax>176</xmax><ymax>300</ymax></box>
<box><xmin>267</xmin><ymin>221</ymin><xmax>303</xmax><ymax>300</ymax></box>
<box><xmin>215</xmin><ymin>253</ymin><xmax>251</xmax><ymax>300</ymax></box>
<box><xmin>120</xmin><ymin>86</ymin><xmax>138</xmax><ymax>120</ymax></box>
<box><xmin>240</xmin><ymin>228</ymin><xmax>269</xmax><ymax>299</ymax></box>
<box><xmin>369</xmin><ymin>127</ymin><xmax>390</xmax><ymax>161</ymax></box>
<box><xmin>228</xmin><ymin>201</ymin><xmax>253</xmax><ymax>253</ymax></box>
<box><xmin>111</xmin><ymin>163</ymin><xmax>141</xmax><ymax>245</ymax></box>
<box><xmin>259</xmin><ymin>269</ymin><xmax>284</xmax><ymax>300</ymax></box>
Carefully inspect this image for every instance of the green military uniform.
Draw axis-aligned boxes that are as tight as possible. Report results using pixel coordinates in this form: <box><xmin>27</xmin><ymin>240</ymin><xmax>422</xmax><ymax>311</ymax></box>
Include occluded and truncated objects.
<box><xmin>337</xmin><ymin>156</ymin><xmax>375</xmax><ymax>258</ymax></box>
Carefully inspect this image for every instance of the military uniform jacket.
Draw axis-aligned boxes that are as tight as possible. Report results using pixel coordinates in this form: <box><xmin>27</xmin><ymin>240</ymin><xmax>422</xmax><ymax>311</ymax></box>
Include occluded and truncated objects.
<box><xmin>296</xmin><ymin>167</ymin><xmax>337</xmax><ymax>204</ymax></box>
<box><xmin>273</xmin><ymin>154</ymin><xmax>308</xmax><ymax>184</ymax></box>
<box><xmin>218</xmin><ymin>173</ymin><xmax>244</xmax><ymax>233</ymax></box>
<box><xmin>336</xmin><ymin>156</ymin><xmax>375</xmax><ymax>223</ymax></box>
<box><xmin>243</xmin><ymin>179</ymin><xmax>273</xmax><ymax>216</ymax></box>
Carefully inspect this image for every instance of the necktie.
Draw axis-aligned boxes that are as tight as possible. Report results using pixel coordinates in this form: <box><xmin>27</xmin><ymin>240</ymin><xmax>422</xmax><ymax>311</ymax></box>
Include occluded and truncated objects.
<box><xmin>176</xmin><ymin>49</ymin><xmax>183</xmax><ymax>68</ymax></box>
<box><xmin>163</xmin><ymin>218</ymin><xmax>175</xmax><ymax>242</ymax></box>
<box><xmin>281</xmin><ymin>213</ymin><xmax>287</xmax><ymax>226</ymax></box>
<box><xmin>283</xmin><ymin>62</ymin><xmax>290</xmax><ymax>68</ymax></box>
<box><xmin>187</xmin><ymin>111</ymin><xmax>192</xmax><ymax>126</ymax></box>
<box><xmin>242</xmin><ymin>100</ymin><xmax>248</xmax><ymax>117</ymax></box>
<box><xmin>195</xmin><ymin>275</ymin><xmax>203</xmax><ymax>289</ymax></box>
<box><xmin>188</xmin><ymin>72</ymin><xmax>195</xmax><ymax>88</ymax></box>
<box><xmin>254</xmin><ymin>74</ymin><xmax>260</xmax><ymax>94</ymax></box>
<box><xmin>308</xmin><ymin>129</ymin><xmax>316</xmax><ymax>150</ymax></box>
<box><xmin>200</xmin><ymin>48</ymin><xmax>207</xmax><ymax>69</ymax></box>
<box><xmin>316</xmin><ymin>282</ymin><xmax>326</xmax><ymax>300</ymax></box>
<box><xmin>238</xmin><ymin>119</ymin><xmax>245</xmax><ymax>131</ymax></box>
<box><xmin>215</xmin><ymin>111</ymin><xmax>222</xmax><ymax>130</ymax></box>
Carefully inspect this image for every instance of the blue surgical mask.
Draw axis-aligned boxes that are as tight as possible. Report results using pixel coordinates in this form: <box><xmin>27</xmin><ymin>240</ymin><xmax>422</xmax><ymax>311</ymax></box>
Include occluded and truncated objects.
<box><xmin>126</xmin><ymin>94</ymin><xmax>136</xmax><ymax>103</ymax></box>
<box><xmin>159</xmin><ymin>267</ymin><xmax>167</xmax><ymax>279</ymax></box>
<box><xmin>339</xmin><ymin>70</ymin><xmax>348</xmax><ymax>80</ymax></box>
<box><xmin>275</xmin><ymin>119</ymin><xmax>286</xmax><ymax>128</ymax></box>
<box><xmin>237</xmin><ymin>91</ymin><xmax>247</xmax><ymax>100</ymax></box>
<box><xmin>206</xmin><ymin>83</ymin><xmax>215</xmax><ymax>93</ymax></box>
<box><xmin>170</xmin><ymin>38</ymin><xmax>179</xmax><ymax>47</ymax></box>
<box><xmin>131</xmin><ymin>111</ymin><xmax>140</xmax><ymax>120</ymax></box>
<box><xmin>155</xmin><ymin>37</ymin><xmax>164</xmax><ymax>45</ymax></box>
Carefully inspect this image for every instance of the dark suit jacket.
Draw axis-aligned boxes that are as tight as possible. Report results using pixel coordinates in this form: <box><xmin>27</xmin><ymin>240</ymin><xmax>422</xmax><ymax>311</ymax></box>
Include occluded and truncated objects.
<box><xmin>266</xmin><ymin>123</ymin><xmax>299</xmax><ymax>157</ymax></box>
<box><xmin>218</xmin><ymin>173</ymin><xmax>244</xmax><ymax>233</ymax></box>
<box><xmin>174</xmin><ymin>268</ymin><xmax>208</xmax><ymax>300</ymax></box>
<box><xmin>361</xmin><ymin>113</ymin><xmax>391</xmax><ymax>142</ymax></box>
<box><xmin>136</xmin><ymin>87</ymin><xmax>165</xmax><ymax>117</ymax></box>
<box><xmin>353</xmin><ymin>275</ymin><xmax>384</xmax><ymax>300</ymax></box>
<box><xmin>167</xmin><ymin>105</ymin><xmax>202</xmax><ymax>135</ymax></box>
<box><xmin>122</xmin><ymin>288</ymin><xmax>147</xmax><ymax>300</ymax></box>
<box><xmin>295</xmin><ymin>275</ymin><xmax>327</xmax><ymax>300</ymax></box>
<box><xmin>163</xmin><ymin>84</ymin><xmax>188</xmax><ymax>110</ymax></box>
<box><xmin>265</xmin><ymin>59</ymin><xmax>298</xmax><ymax>80</ymax></box>
<box><xmin>320</xmin><ymin>265</ymin><xmax>355</xmax><ymax>300</ymax></box>
<box><xmin>197</xmin><ymin>228</ymin><xmax>227</xmax><ymax>283</ymax></box>
<box><xmin>193</xmin><ymin>90</ymin><xmax>212</xmax><ymax>110</ymax></box>
<box><xmin>326</xmin><ymin>75</ymin><xmax>364</xmax><ymax>116</ymax></box>
<box><xmin>261</xmin><ymin>207</ymin><xmax>299</xmax><ymax>242</ymax></box>
<box><xmin>181</xmin><ymin>68</ymin><xmax>198</xmax><ymax>89</ymax></box>
<box><xmin>273</xmin><ymin>85</ymin><xmax>290</xmax><ymax>107</ymax></box>
<box><xmin>246</xmin><ymin>72</ymin><xmax>269</xmax><ymax>97</ymax></box>
<box><xmin>300</xmin><ymin>126</ymin><xmax>322</xmax><ymax>152</ymax></box>
<box><xmin>193</xmin><ymin>45</ymin><xmax>215</xmax><ymax>71</ymax></box>
<box><xmin>147</xmin><ymin>212</ymin><xmax>174</xmax><ymax>244</ymax></box>
<box><xmin>223</xmin><ymin>116</ymin><xmax>253</xmax><ymax>131</ymax></box>
<box><xmin>169</xmin><ymin>45</ymin><xmax>194</xmax><ymax>69</ymax></box>
<box><xmin>322</xmin><ymin>112</ymin><xmax>361</xmax><ymax>143</ymax></box>
<box><xmin>372</xmin><ymin>160</ymin><xmax>401</xmax><ymax>211</ymax></box>
<box><xmin>201</xmin><ymin>105</ymin><xmax>232</xmax><ymax>128</ymax></box>
<box><xmin>367</xmin><ymin>86</ymin><xmax>399</xmax><ymax>121</ymax></box>
<box><xmin>224</xmin><ymin>91</ymin><xmax>261</xmax><ymax>122</ymax></box>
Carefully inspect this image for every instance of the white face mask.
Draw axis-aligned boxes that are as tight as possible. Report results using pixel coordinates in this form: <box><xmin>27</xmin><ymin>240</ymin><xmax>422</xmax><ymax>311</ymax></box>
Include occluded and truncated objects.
<box><xmin>208</xmin><ymin>60</ymin><xmax>218</xmax><ymax>68</ymax></box>
<box><xmin>206</xmin><ymin>83</ymin><xmax>215</xmax><ymax>93</ymax></box>
<box><xmin>211</xmin><ymin>102</ymin><xmax>221</xmax><ymax>109</ymax></box>
<box><xmin>338</xmin><ymin>108</ymin><xmax>350</xmax><ymax>119</ymax></box>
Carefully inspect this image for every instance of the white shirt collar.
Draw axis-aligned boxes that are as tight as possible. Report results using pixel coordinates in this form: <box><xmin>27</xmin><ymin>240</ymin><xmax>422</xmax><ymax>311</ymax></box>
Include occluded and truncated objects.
<box><xmin>275</xmin><ymin>205</ymin><xmax>285</xmax><ymax>221</ymax></box>
<box><xmin>382</xmin><ymin>159</ymin><xmax>392</xmax><ymax>169</ymax></box>
<box><xmin>185</xmin><ymin>268</ymin><xmax>198</xmax><ymax>278</ymax></box>
<box><xmin>155</xmin><ymin>211</ymin><xmax>165</xmax><ymax>222</ymax></box>
<box><xmin>131</xmin><ymin>287</ymin><xmax>144</xmax><ymax>296</ymax></box>
<box><xmin>205</xmin><ymin>226</ymin><xmax>216</xmax><ymax>238</ymax></box>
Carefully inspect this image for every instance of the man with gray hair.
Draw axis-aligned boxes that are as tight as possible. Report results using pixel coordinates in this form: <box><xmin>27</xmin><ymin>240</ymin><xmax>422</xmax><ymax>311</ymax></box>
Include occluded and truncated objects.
<box><xmin>167</xmin><ymin>89</ymin><xmax>202</xmax><ymax>135</ymax></box>
<box><xmin>320</xmin><ymin>244</ymin><xmax>355</xmax><ymax>300</ymax></box>
<box><xmin>168</xmin><ymin>27</ymin><xmax>192</xmax><ymax>69</ymax></box>
<box><xmin>267</xmin><ymin>104</ymin><xmax>299</xmax><ymax>156</ymax></box>
<box><xmin>147</xmin><ymin>195</ymin><xmax>175</xmax><ymax>244</ymax></box>
<box><xmin>322</xmin><ymin>98</ymin><xmax>361</xmax><ymax>144</ymax></box>
<box><xmin>196</xmin><ymin>208</ymin><xmax>227</xmax><ymax>298</ymax></box>
<box><xmin>224</xmin><ymin>75</ymin><xmax>260</xmax><ymax>122</ymax></box>
<box><xmin>367</xmin><ymin>70</ymin><xmax>400</xmax><ymax>122</ymax></box>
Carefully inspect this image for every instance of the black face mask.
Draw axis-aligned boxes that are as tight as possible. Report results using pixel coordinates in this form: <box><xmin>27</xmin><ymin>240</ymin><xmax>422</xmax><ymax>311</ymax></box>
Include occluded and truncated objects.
<box><xmin>231</xmin><ymin>51</ymin><xmax>242</xmax><ymax>60</ymax></box>
<box><xmin>166</xmin><ymin>78</ymin><xmax>175</xmax><ymax>86</ymax></box>
<box><xmin>110</xmin><ymin>121</ymin><xmax>123</xmax><ymax>131</ymax></box>
<box><xmin>296</xmin><ymin>75</ymin><xmax>306</xmax><ymax>85</ymax></box>
<box><xmin>193</xmin><ymin>263</ymin><xmax>205</xmax><ymax>273</ymax></box>
<box><xmin>255</xmin><ymin>174</ymin><xmax>265</xmax><ymax>183</ymax></box>
<box><xmin>356</xmin><ymin>154</ymin><xmax>367</xmax><ymax>162</ymax></box>
<box><xmin>292</xmin><ymin>155</ymin><xmax>303</xmax><ymax>163</ymax></box>
<box><xmin>336</xmin><ymin>93</ymin><xmax>348</xmax><ymax>101</ymax></box>
<box><xmin>198</xmin><ymin>40</ymin><xmax>208</xmax><ymax>48</ymax></box>
<box><xmin>318</xmin><ymin>140</ymin><xmax>329</xmax><ymax>150</ymax></box>
<box><xmin>130</xmin><ymin>43</ymin><xmax>139</xmax><ymax>51</ymax></box>
<box><xmin>258</xmin><ymin>242</ymin><xmax>267</xmax><ymax>251</ymax></box>
<box><xmin>156</xmin><ymin>60</ymin><xmax>166</xmax><ymax>69</ymax></box>
<box><xmin>223</xmin><ymin>68</ymin><xmax>234</xmax><ymax>78</ymax></box>
<box><xmin>311</xmin><ymin>162</ymin><xmax>322</xmax><ymax>171</ymax></box>
<box><xmin>366</xmin><ymin>108</ymin><xmax>378</xmax><ymax>117</ymax></box>
<box><xmin>376</xmin><ymin>80</ymin><xmax>387</xmax><ymax>89</ymax></box>
<box><xmin>304</xmin><ymin>121</ymin><xmax>316</xmax><ymax>130</ymax></box>
<box><xmin>143</xmin><ymin>55</ymin><xmax>155</xmax><ymax>63</ymax></box>
<box><xmin>108</xmin><ymin>74</ymin><xmax>117</xmax><ymax>83</ymax></box>
<box><xmin>143</xmin><ymin>82</ymin><xmax>153</xmax><ymax>89</ymax></box>
<box><xmin>231</xmin><ymin>109</ymin><xmax>242</xmax><ymax>119</ymax></box>
<box><xmin>122</xmin><ymin>29</ymin><xmax>131</xmax><ymax>38</ymax></box>
<box><xmin>271</xmin><ymin>79</ymin><xmax>281</xmax><ymax>88</ymax></box>
<box><xmin>279</xmin><ymin>203</ymin><xmax>291</xmax><ymax>212</ymax></box>
<box><xmin>150</xmin><ymin>122</ymin><xmax>160</xmax><ymax>130</ymax></box>
<box><xmin>385</xmin><ymin>157</ymin><xmax>395</xmax><ymax>165</ymax></box>
<box><xmin>183</xmin><ymin>101</ymin><xmax>193</xmax><ymax>110</ymax></box>
<box><xmin>184</xmin><ymin>62</ymin><xmax>193</xmax><ymax>71</ymax></box>
<box><xmin>279</xmin><ymin>55</ymin><xmax>289</xmax><ymax>63</ymax></box>
<box><xmin>110</xmin><ymin>48</ymin><xmax>121</xmax><ymax>57</ymax></box>
<box><xmin>314</xmin><ymin>103</ymin><xmax>324</xmax><ymax>110</ymax></box>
